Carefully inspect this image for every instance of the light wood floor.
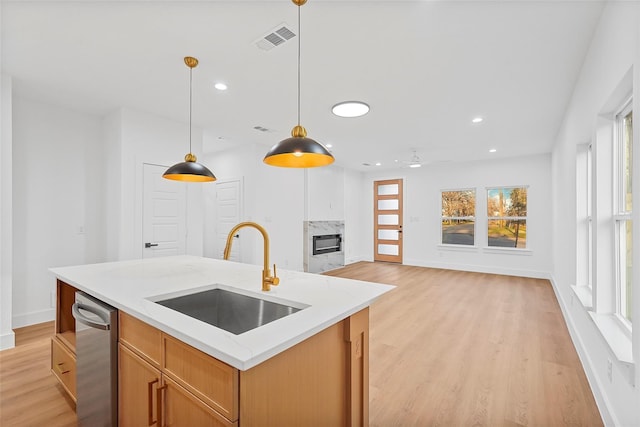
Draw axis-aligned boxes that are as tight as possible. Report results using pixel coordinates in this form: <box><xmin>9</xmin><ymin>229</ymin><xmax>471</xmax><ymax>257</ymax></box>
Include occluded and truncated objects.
<box><xmin>0</xmin><ymin>262</ymin><xmax>602</xmax><ymax>426</ymax></box>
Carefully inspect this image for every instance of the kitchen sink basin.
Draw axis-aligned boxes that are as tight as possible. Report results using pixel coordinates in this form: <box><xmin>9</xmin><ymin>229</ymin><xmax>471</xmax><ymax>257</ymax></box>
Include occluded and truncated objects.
<box><xmin>154</xmin><ymin>287</ymin><xmax>304</xmax><ymax>335</ymax></box>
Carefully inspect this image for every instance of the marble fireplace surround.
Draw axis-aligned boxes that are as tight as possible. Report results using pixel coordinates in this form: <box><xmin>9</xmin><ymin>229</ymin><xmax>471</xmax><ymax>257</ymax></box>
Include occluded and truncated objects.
<box><xmin>303</xmin><ymin>221</ymin><xmax>345</xmax><ymax>273</ymax></box>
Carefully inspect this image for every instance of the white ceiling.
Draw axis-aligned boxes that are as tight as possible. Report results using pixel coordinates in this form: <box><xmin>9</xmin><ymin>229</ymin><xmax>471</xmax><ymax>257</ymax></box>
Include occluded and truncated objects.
<box><xmin>1</xmin><ymin>0</ymin><xmax>605</xmax><ymax>171</ymax></box>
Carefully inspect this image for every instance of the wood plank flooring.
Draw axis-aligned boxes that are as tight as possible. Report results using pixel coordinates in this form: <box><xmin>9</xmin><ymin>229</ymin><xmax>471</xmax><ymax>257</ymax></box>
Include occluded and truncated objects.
<box><xmin>0</xmin><ymin>262</ymin><xmax>602</xmax><ymax>426</ymax></box>
<box><xmin>0</xmin><ymin>322</ymin><xmax>77</xmax><ymax>426</ymax></box>
<box><xmin>326</xmin><ymin>262</ymin><xmax>602</xmax><ymax>427</ymax></box>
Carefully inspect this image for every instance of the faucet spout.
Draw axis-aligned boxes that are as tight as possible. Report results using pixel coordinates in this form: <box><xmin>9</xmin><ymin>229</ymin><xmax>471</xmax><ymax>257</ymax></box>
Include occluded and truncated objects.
<box><xmin>223</xmin><ymin>222</ymin><xmax>280</xmax><ymax>291</ymax></box>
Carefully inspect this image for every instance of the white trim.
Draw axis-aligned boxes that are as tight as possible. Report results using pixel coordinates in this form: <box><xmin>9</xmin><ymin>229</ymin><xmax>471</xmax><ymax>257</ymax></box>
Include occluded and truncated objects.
<box><xmin>11</xmin><ymin>308</ymin><xmax>55</xmax><ymax>329</ymax></box>
<box><xmin>482</xmin><ymin>247</ymin><xmax>533</xmax><ymax>256</ymax></box>
<box><xmin>571</xmin><ymin>284</ymin><xmax>594</xmax><ymax>310</ymax></box>
<box><xmin>403</xmin><ymin>258</ymin><xmax>548</xmax><ymax>279</ymax></box>
<box><xmin>0</xmin><ymin>331</ymin><xmax>15</xmax><ymax>351</ymax></box>
<box><xmin>437</xmin><ymin>244</ymin><xmax>479</xmax><ymax>253</ymax></box>
<box><xmin>549</xmin><ymin>275</ymin><xmax>616</xmax><ymax>427</ymax></box>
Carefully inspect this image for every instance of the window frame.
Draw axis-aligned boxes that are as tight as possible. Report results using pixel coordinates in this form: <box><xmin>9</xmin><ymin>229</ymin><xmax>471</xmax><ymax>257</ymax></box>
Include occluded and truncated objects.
<box><xmin>486</xmin><ymin>186</ymin><xmax>528</xmax><ymax>250</ymax></box>
<box><xmin>613</xmin><ymin>98</ymin><xmax>633</xmax><ymax>327</ymax></box>
<box><xmin>440</xmin><ymin>188</ymin><xmax>476</xmax><ymax>247</ymax></box>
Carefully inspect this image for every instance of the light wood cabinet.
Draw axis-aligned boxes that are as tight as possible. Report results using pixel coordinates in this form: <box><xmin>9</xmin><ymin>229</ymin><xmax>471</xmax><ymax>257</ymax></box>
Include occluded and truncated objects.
<box><xmin>119</xmin><ymin>307</ymin><xmax>370</xmax><ymax>427</ymax></box>
<box><xmin>119</xmin><ymin>312</ymin><xmax>238</xmax><ymax>426</ymax></box>
<box><xmin>118</xmin><ymin>343</ymin><xmax>161</xmax><ymax>427</ymax></box>
<box><xmin>163</xmin><ymin>376</ymin><xmax>236</xmax><ymax>427</ymax></box>
<box><xmin>51</xmin><ymin>280</ymin><xmax>78</xmax><ymax>403</ymax></box>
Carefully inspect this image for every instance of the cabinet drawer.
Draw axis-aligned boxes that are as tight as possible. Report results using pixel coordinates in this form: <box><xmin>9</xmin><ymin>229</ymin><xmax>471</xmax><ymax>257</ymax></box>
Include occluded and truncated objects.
<box><xmin>51</xmin><ymin>337</ymin><xmax>77</xmax><ymax>401</ymax></box>
<box><xmin>163</xmin><ymin>335</ymin><xmax>239</xmax><ymax>421</ymax></box>
<box><xmin>119</xmin><ymin>312</ymin><xmax>162</xmax><ymax>367</ymax></box>
<box><xmin>164</xmin><ymin>376</ymin><xmax>237</xmax><ymax>427</ymax></box>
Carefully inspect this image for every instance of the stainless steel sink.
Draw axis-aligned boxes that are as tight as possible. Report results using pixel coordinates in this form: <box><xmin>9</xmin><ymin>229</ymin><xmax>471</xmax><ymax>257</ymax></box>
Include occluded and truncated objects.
<box><xmin>155</xmin><ymin>287</ymin><xmax>304</xmax><ymax>335</ymax></box>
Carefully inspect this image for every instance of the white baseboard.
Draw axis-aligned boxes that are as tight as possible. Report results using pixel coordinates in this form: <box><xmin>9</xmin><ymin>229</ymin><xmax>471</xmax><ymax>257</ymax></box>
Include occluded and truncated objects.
<box><xmin>345</xmin><ymin>255</ymin><xmax>367</xmax><ymax>265</ymax></box>
<box><xmin>548</xmin><ymin>275</ymin><xmax>615</xmax><ymax>427</ymax></box>
<box><xmin>12</xmin><ymin>308</ymin><xmax>55</xmax><ymax>329</ymax></box>
<box><xmin>0</xmin><ymin>331</ymin><xmax>15</xmax><ymax>351</ymax></box>
<box><xmin>403</xmin><ymin>258</ymin><xmax>550</xmax><ymax>279</ymax></box>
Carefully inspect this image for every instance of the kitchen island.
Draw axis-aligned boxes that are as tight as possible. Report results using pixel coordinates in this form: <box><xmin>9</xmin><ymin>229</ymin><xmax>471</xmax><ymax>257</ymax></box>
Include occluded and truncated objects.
<box><xmin>50</xmin><ymin>255</ymin><xmax>393</xmax><ymax>426</ymax></box>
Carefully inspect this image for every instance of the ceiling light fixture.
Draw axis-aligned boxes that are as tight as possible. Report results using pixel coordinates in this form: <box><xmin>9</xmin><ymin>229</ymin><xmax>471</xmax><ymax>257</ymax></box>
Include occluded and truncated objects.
<box><xmin>264</xmin><ymin>0</ymin><xmax>334</xmax><ymax>168</ymax></box>
<box><xmin>163</xmin><ymin>57</ymin><xmax>216</xmax><ymax>182</ymax></box>
<box><xmin>489</xmin><ymin>148</ymin><xmax>497</xmax><ymax>153</ymax></box>
<box><xmin>332</xmin><ymin>101</ymin><xmax>370</xmax><ymax>118</ymax></box>
<box><xmin>214</xmin><ymin>82</ymin><xmax>228</xmax><ymax>91</ymax></box>
<box><xmin>472</xmin><ymin>117</ymin><xmax>483</xmax><ymax>124</ymax></box>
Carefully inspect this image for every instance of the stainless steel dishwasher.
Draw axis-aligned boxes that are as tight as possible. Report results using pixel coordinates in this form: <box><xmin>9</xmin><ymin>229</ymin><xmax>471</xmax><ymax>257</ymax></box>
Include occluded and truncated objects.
<box><xmin>72</xmin><ymin>291</ymin><xmax>118</xmax><ymax>427</ymax></box>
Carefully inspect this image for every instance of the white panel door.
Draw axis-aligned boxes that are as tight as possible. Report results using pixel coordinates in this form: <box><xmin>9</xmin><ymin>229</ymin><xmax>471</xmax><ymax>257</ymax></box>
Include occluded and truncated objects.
<box><xmin>215</xmin><ymin>179</ymin><xmax>242</xmax><ymax>261</ymax></box>
<box><xmin>143</xmin><ymin>163</ymin><xmax>186</xmax><ymax>258</ymax></box>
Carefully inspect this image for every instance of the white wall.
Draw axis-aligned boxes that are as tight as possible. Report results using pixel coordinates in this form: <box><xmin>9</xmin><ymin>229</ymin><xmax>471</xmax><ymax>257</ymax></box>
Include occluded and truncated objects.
<box><xmin>105</xmin><ymin>107</ymin><xmax>206</xmax><ymax>261</ymax></box>
<box><xmin>363</xmin><ymin>154</ymin><xmax>553</xmax><ymax>277</ymax></box>
<box><xmin>11</xmin><ymin>97</ymin><xmax>103</xmax><ymax>327</ymax></box>
<box><xmin>202</xmin><ymin>143</ymin><xmax>306</xmax><ymax>271</ymax></box>
<box><xmin>1</xmin><ymin>74</ymin><xmax>15</xmax><ymax>349</ymax></box>
<box><xmin>551</xmin><ymin>3</ymin><xmax>640</xmax><ymax>426</ymax></box>
<box><xmin>344</xmin><ymin>168</ymin><xmax>367</xmax><ymax>264</ymax></box>
<box><xmin>305</xmin><ymin>164</ymin><xmax>345</xmax><ymax>221</ymax></box>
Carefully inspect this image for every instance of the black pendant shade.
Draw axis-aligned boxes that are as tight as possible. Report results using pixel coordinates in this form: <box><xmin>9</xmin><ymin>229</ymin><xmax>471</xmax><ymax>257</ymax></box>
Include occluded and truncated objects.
<box><xmin>263</xmin><ymin>0</ymin><xmax>334</xmax><ymax>169</ymax></box>
<box><xmin>264</xmin><ymin>125</ymin><xmax>334</xmax><ymax>168</ymax></box>
<box><xmin>163</xmin><ymin>153</ymin><xmax>216</xmax><ymax>182</ymax></box>
<box><xmin>163</xmin><ymin>57</ymin><xmax>216</xmax><ymax>183</ymax></box>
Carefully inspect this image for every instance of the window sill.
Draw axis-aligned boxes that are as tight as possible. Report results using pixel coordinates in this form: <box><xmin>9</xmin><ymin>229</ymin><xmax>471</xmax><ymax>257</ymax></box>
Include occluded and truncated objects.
<box><xmin>587</xmin><ymin>312</ymin><xmax>635</xmax><ymax>386</ymax></box>
<box><xmin>482</xmin><ymin>247</ymin><xmax>533</xmax><ymax>256</ymax></box>
<box><xmin>570</xmin><ymin>285</ymin><xmax>593</xmax><ymax>310</ymax></box>
<box><xmin>437</xmin><ymin>244</ymin><xmax>479</xmax><ymax>253</ymax></box>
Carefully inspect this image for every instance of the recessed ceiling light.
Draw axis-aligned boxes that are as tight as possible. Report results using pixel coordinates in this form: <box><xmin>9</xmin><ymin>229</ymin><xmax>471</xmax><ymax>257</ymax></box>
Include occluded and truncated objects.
<box><xmin>332</xmin><ymin>101</ymin><xmax>370</xmax><ymax>118</ymax></box>
<box><xmin>409</xmin><ymin>163</ymin><xmax>422</xmax><ymax>168</ymax></box>
<box><xmin>375</xmin><ymin>162</ymin><xmax>381</xmax><ymax>166</ymax></box>
<box><xmin>214</xmin><ymin>82</ymin><xmax>228</xmax><ymax>91</ymax></box>
<box><xmin>489</xmin><ymin>148</ymin><xmax>497</xmax><ymax>153</ymax></box>
<box><xmin>472</xmin><ymin>117</ymin><xmax>483</xmax><ymax>124</ymax></box>
<box><xmin>326</xmin><ymin>143</ymin><xmax>333</xmax><ymax>148</ymax></box>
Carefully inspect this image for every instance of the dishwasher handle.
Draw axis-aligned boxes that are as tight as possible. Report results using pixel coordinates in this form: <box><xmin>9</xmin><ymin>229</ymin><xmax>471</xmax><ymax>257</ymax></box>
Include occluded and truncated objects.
<box><xmin>72</xmin><ymin>303</ymin><xmax>111</xmax><ymax>330</ymax></box>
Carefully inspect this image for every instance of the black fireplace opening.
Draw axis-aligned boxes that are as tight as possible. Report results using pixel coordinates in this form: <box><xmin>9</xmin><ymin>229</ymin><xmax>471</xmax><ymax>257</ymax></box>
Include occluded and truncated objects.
<box><xmin>313</xmin><ymin>234</ymin><xmax>342</xmax><ymax>255</ymax></box>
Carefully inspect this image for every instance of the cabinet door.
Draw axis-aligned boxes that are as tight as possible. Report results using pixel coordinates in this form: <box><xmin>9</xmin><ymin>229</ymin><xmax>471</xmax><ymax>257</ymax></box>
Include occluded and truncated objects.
<box><xmin>119</xmin><ymin>312</ymin><xmax>162</xmax><ymax>367</ymax></box>
<box><xmin>119</xmin><ymin>343</ymin><xmax>161</xmax><ymax>427</ymax></box>
<box><xmin>163</xmin><ymin>376</ymin><xmax>237</xmax><ymax>427</ymax></box>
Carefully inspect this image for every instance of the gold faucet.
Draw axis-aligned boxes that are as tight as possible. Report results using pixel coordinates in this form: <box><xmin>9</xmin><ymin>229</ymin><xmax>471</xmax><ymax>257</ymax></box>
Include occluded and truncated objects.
<box><xmin>223</xmin><ymin>222</ymin><xmax>280</xmax><ymax>292</ymax></box>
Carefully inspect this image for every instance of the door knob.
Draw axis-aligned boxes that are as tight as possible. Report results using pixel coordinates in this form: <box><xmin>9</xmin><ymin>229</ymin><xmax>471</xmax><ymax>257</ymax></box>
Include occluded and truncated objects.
<box><xmin>145</xmin><ymin>242</ymin><xmax>159</xmax><ymax>248</ymax></box>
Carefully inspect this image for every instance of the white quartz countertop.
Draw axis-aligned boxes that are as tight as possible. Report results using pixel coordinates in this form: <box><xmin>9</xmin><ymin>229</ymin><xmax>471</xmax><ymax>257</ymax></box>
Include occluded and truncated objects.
<box><xmin>50</xmin><ymin>255</ymin><xmax>394</xmax><ymax>370</ymax></box>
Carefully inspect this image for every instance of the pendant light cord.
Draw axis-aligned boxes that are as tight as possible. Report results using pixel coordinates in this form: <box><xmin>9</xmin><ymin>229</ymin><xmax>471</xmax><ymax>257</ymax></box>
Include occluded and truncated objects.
<box><xmin>297</xmin><ymin>4</ymin><xmax>301</xmax><ymax>127</ymax></box>
<box><xmin>189</xmin><ymin>65</ymin><xmax>193</xmax><ymax>154</ymax></box>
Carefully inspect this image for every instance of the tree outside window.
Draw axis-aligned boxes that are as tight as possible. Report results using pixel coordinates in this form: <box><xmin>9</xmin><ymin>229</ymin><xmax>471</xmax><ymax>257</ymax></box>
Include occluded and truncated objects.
<box><xmin>487</xmin><ymin>187</ymin><xmax>527</xmax><ymax>248</ymax></box>
<box><xmin>441</xmin><ymin>190</ymin><xmax>475</xmax><ymax>246</ymax></box>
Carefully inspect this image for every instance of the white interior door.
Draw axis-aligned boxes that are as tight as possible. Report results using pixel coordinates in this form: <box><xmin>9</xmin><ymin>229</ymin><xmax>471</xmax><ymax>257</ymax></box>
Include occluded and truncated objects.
<box><xmin>142</xmin><ymin>163</ymin><xmax>186</xmax><ymax>258</ymax></box>
<box><xmin>215</xmin><ymin>179</ymin><xmax>242</xmax><ymax>261</ymax></box>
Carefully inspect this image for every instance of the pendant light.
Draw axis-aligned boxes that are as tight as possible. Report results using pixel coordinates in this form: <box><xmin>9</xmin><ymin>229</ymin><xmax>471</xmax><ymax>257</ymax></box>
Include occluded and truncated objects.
<box><xmin>163</xmin><ymin>57</ymin><xmax>216</xmax><ymax>182</ymax></box>
<box><xmin>264</xmin><ymin>0</ymin><xmax>334</xmax><ymax>168</ymax></box>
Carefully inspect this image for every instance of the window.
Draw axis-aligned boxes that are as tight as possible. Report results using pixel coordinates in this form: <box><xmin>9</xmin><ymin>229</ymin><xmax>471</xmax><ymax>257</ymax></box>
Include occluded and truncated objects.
<box><xmin>614</xmin><ymin>100</ymin><xmax>633</xmax><ymax>324</ymax></box>
<box><xmin>441</xmin><ymin>189</ymin><xmax>475</xmax><ymax>246</ymax></box>
<box><xmin>576</xmin><ymin>143</ymin><xmax>593</xmax><ymax>292</ymax></box>
<box><xmin>487</xmin><ymin>187</ymin><xmax>527</xmax><ymax>248</ymax></box>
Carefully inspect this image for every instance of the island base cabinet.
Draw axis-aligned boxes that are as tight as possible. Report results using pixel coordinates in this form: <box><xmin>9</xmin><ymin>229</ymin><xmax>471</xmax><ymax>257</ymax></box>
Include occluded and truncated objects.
<box><xmin>162</xmin><ymin>376</ymin><xmax>237</xmax><ymax>427</ymax></box>
<box><xmin>239</xmin><ymin>307</ymin><xmax>369</xmax><ymax>427</ymax></box>
<box><xmin>118</xmin><ymin>344</ymin><xmax>161</xmax><ymax>427</ymax></box>
<box><xmin>118</xmin><ymin>308</ymin><xmax>370</xmax><ymax>427</ymax></box>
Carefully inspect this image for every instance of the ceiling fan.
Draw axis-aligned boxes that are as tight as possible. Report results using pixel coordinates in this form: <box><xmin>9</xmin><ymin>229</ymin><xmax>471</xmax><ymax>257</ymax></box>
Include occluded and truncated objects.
<box><xmin>400</xmin><ymin>150</ymin><xmax>426</xmax><ymax>168</ymax></box>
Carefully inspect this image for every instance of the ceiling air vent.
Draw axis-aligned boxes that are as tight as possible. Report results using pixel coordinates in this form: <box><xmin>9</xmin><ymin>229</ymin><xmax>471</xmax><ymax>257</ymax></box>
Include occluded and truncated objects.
<box><xmin>255</xmin><ymin>24</ymin><xmax>296</xmax><ymax>51</ymax></box>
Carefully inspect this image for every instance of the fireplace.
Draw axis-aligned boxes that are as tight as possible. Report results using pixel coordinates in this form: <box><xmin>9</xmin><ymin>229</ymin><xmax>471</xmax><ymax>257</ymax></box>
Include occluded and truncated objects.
<box><xmin>313</xmin><ymin>234</ymin><xmax>342</xmax><ymax>255</ymax></box>
<box><xmin>304</xmin><ymin>221</ymin><xmax>345</xmax><ymax>273</ymax></box>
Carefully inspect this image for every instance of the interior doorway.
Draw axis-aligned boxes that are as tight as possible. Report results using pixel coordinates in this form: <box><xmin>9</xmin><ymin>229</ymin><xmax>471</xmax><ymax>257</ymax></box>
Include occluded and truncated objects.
<box><xmin>142</xmin><ymin>163</ymin><xmax>186</xmax><ymax>258</ymax></box>
<box><xmin>373</xmin><ymin>179</ymin><xmax>403</xmax><ymax>263</ymax></box>
<box><xmin>215</xmin><ymin>179</ymin><xmax>243</xmax><ymax>261</ymax></box>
